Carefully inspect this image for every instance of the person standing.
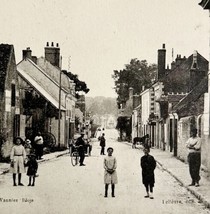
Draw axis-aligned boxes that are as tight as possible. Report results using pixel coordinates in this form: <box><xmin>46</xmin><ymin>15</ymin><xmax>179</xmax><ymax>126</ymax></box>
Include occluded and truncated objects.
<box><xmin>86</xmin><ymin>138</ymin><xmax>92</xmax><ymax>156</ymax></box>
<box><xmin>34</xmin><ymin>132</ymin><xmax>44</xmax><ymax>160</ymax></box>
<box><xmin>104</xmin><ymin>147</ymin><xmax>118</xmax><ymax>198</ymax></box>
<box><xmin>100</xmin><ymin>133</ymin><xmax>106</xmax><ymax>155</ymax></box>
<box><xmin>143</xmin><ymin>134</ymin><xmax>152</xmax><ymax>151</ymax></box>
<box><xmin>186</xmin><ymin>128</ymin><xmax>202</xmax><ymax>187</ymax></box>
<box><xmin>76</xmin><ymin>133</ymin><xmax>86</xmax><ymax>166</ymax></box>
<box><xmin>140</xmin><ymin>147</ymin><xmax>156</xmax><ymax>199</ymax></box>
<box><xmin>26</xmin><ymin>153</ymin><xmax>38</xmax><ymax>186</ymax></box>
<box><xmin>10</xmin><ymin>137</ymin><xmax>27</xmax><ymax>186</ymax></box>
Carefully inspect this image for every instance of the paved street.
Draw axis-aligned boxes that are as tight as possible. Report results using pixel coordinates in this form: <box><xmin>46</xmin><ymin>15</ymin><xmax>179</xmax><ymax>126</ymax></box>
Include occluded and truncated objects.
<box><xmin>0</xmin><ymin>129</ymin><xmax>209</xmax><ymax>214</ymax></box>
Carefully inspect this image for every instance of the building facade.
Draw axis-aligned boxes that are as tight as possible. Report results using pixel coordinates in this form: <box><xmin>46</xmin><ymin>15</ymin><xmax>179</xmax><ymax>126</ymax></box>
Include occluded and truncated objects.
<box><xmin>17</xmin><ymin>43</ymin><xmax>76</xmax><ymax>148</ymax></box>
<box><xmin>0</xmin><ymin>44</ymin><xmax>21</xmax><ymax>158</ymax></box>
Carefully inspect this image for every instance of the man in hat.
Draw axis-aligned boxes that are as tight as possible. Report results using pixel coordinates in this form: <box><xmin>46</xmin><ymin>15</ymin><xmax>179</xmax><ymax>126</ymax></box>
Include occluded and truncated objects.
<box><xmin>186</xmin><ymin>128</ymin><xmax>202</xmax><ymax>187</ymax></box>
<box><xmin>75</xmin><ymin>133</ymin><xmax>86</xmax><ymax>166</ymax></box>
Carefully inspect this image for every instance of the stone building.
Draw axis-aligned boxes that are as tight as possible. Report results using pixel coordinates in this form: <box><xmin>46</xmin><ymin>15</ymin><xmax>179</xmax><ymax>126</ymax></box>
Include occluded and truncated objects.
<box><xmin>137</xmin><ymin>44</ymin><xmax>210</xmax><ymax>175</ymax></box>
<box><xmin>0</xmin><ymin>44</ymin><xmax>21</xmax><ymax>158</ymax></box>
<box><xmin>17</xmin><ymin>43</ymin><xmax>76</xmax><ymax>148</ymax></box>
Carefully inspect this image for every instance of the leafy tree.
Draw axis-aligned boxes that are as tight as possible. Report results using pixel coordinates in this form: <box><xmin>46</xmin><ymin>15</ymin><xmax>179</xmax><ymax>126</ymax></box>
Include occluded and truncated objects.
<box><xmin>62</xmin><ymin>70</ymin><xmax>90</xmax><ymax>94</ymax></box>
<box><xmin>113</xmin><ymin>59</ymin><xmax>157</xmax><ymax>141</ymax></box>
<box><xmin>112</xmin><ymin>59</ymin><xmax>157</xmax><ymax>108</ymax></box>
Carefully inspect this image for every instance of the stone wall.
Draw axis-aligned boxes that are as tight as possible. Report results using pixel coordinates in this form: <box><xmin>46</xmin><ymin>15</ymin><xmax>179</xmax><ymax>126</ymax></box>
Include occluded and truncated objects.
<box><xmin>177</xmin><ymin>115</ymin><xmax>210</xmax><ymax>177</ymax></box>
<box><xmin>200</xmin><ymin>116</ymin><xmax>210</xmax><ymax>174</ymax></box>
<box><xmin>1</xmin><ymin>50</ymin><xmax>19</xmax><ymax>158</ymax></box>
<box><xmin>177</xmin><ymin>116</ymin><xmax>192</xmax><ymax>162</ymax></box>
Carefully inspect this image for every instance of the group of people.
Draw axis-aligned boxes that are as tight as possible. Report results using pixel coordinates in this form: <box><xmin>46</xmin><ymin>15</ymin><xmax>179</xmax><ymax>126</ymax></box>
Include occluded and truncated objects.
<box><xmin>10</xmin><ymin>126</ymin><xmax>202</xmax><ymax>198</ymax></box>
<box><xmin>23</xmin><ymin>132</ymin><xmax>44</xmax><ymax>160</ymax></box>
<box><xmin>99</xmin><ymin>129</ymin><xmax>156</xmax><ymax>199</ymax></box>
<box><xmin>104</xmin><ymin>127</ymin><xmax>202</xmax><ymax>199</ymax></box>
<box><xmin>73</xmin><ymin>129</ymin><xmax>106</xmax><ymax>167</ymax></box>
<box><xmin>10</xmin><ymin>132</ymin><xmax>44</xmax><ymax>186</ymax></box>
<box><xmin>102</xmin><ymin>145</ymin><xmax>156</xmax><ymax>199</ymax></box>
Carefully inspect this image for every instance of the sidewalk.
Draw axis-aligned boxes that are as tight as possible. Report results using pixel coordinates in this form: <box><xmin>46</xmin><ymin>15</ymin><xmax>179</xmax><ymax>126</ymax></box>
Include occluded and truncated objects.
<box><xmin>129</xmin><ymin>142</ymin><xmax>210</xmax><ymax>209</ymax></box>
<box><xmin>0</xmin><ymin>149</ymin><xmax>69</xmax><ymax>175</ymax></box>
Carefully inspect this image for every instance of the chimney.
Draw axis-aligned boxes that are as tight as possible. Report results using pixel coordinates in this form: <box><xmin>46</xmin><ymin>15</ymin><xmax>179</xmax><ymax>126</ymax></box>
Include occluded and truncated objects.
<box><xmin>133</xmin><ymin>94</ymin><xmax>140</xmax><ymax>109</ymax></box>
<box><xmin>22</xmin><ymin>47</ymin><xmax>32</xmax><ymax>60</ymax></box>
<box><xmin>171</xmin><ymin>61</ymin><xmax>176</xmax><ymax>70</ymax></box>
<box><xmin>44</xmin><ymin>42</ymin><xmax>60</xmax><ymax>68</ymax></box>
<box><xmin>171</xmin><ymin>55</ymin><xmax>186</xmax><ymax>69</ymax></box>
<box><xmin>157</xmin><ymin>44</ymin><xmax>166</xmax><ymax>80</ymax></box>
<box><xmin>129</xmin><ymin>87</ymin><xmax>134</xmax><ymax>99</ymax></box>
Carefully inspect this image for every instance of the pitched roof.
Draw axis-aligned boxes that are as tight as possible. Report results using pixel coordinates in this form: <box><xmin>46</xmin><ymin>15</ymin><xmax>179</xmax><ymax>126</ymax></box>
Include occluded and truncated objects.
<box><xmin>17</xmin><ymin>58</ymin><xmax>63</xmax><ymax>102</ymax></box>
<box><xmin>163</xmin><ymin>53</ymin><xmax>208</xmax><ymax>93</ymax></box>
<box><xmin>0</xmin><ymin>44</ymin><xmax>13</xmax><ymax>92</ymax></box>
<box><xmin>18</xmin><ymin>68</ymin><xmax>66</xmax><ymax>110</ymax></box>
<box><xmin>172</xmin><ymin>76</ymin><xmax>208</xmax><ymax>114</ymax></box>
<box><xmin>37</xmin><ymin>57</ymin><xmax>72</xmax><ymax>93</ymax></box>
<box><xmin>157</xmin><ymin>94</ymin><xmax>186</xmax><ymax>103</ymax></box>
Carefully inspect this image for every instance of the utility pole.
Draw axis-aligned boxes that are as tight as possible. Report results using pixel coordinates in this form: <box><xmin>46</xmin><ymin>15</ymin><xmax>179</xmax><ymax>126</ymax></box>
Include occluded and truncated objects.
<box><xmin>68</xmin><ymin>56</ymin><xmax>71</xmax><ymax>71</ymax></box>
<box><xmin>58</xmin><ymin>56</ymin><xmax>62</xmax><ymax>147</ymax></box>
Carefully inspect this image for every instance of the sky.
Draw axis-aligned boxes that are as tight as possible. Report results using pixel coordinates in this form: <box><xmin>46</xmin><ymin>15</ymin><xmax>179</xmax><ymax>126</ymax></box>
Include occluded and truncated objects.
<box><xmin>0</xmin><ymin>0</ymin><xmax>209</xmax><ymax>98</ymax></box>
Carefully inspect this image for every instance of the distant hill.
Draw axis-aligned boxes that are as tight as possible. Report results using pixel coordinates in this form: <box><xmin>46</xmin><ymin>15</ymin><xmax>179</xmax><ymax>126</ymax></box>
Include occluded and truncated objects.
<box><xmin>86</xmin><ymin>96</ymin><xmax>118</xmax><ymax>117</ymax></box>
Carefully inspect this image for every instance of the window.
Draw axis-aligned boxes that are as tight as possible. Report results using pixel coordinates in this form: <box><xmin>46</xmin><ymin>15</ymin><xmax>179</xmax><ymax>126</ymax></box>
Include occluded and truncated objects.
<box><xmin>11</xmin><ymin>84</ymin><xmax>16</xmax><ymax>107</ymax></box>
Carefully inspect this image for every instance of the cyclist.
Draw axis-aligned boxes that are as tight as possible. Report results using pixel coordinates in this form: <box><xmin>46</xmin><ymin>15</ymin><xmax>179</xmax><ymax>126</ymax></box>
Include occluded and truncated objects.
<box><xmin>75</xmin><ymin>133</ymin><xmax>86</xmax><ymax>166</ymax></box>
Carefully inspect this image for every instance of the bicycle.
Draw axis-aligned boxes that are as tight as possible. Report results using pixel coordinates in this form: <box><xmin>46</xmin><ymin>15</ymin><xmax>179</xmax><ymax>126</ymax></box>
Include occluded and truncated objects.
<box><xmin>69</xmin><ymin>139</ymin><xmax>88</xmax><ymax>166</ymax></box>
<box><xmin>71</xmin><ymin>148</ymin><xmax>79</xmax><ymax>166</ymax></box>
<box><xmin>69</xmin><ymin>142</ymin><xmax>82</xmax><ymax>166</ymax></box>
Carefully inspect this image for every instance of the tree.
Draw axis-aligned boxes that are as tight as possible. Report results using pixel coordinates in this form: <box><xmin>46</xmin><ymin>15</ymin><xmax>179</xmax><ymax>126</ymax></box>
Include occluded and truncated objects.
<box><xmin>62</xmin><ymin>70</ymin><xmax>90</xmax><ymax>95</ymax></box>
<box><xmin>113</xmin><ymin>59</ymin><xmax>157</xmax><ymax>141</ymax></box>
<box><xmin>112</xmin><ymin>59</ymin><xmax>157</xmax><ymax>108</ymax></box>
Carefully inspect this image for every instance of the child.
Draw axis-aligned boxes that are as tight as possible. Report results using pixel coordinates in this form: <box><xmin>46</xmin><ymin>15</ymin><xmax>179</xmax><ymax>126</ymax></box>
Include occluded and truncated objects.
<box><xmin>24</xmin><ymin>139</ymin><xmax>32</xmax><ymax>157</ymax></box>
<box><xmin>26</xmin><ymin>153</ymin><xmax>38</xmax><ymax>186</ymax></box>
<box><xmin>104</xmin><ymin>147</ymin><xmax>118</xmax><ymax>197</ymax></box>
<box><xmin>140</xmin><ymin>148</ymin><xmax>156</xmax><ymax>199</ymax></box>
<box><xmin>10</xmin><ymin>137</ymin><xmax>27</xmax><ymax>186</ymax></box>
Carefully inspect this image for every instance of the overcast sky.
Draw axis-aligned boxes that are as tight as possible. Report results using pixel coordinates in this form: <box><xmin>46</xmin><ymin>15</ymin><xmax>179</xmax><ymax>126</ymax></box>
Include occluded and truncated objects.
<box><xmin>0</xmin><ymin>0</ymin><xmax>209</xmax><ymax>97</ymax></box>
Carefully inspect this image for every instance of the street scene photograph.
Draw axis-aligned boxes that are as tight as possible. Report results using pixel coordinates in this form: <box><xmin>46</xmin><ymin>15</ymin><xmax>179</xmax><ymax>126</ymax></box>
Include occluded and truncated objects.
<box><xmin>1</xmin><ymin>0</ymin><xmax>210</xmax><ymax>213</ymax></box>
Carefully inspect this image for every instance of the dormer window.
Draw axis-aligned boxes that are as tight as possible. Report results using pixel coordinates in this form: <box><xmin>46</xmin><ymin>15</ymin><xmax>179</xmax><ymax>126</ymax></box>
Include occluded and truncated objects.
<box><xmin>191</xmin><ymin>51</ymin><xmax>199</xmax><ymax>70</ymax></box>
<box><xmin>193</xmin><ymin>62</ymin><xmax>197</xmax><ymax>69</ymax></box>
